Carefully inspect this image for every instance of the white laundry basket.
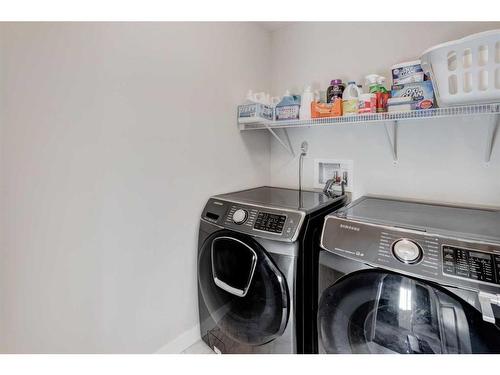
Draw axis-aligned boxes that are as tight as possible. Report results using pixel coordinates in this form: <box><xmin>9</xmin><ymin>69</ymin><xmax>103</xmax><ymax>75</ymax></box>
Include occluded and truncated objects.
<box><xmin>420</xmin><ymin>30</ymin><xmax>500</xmax><ymax>107</ymax></box>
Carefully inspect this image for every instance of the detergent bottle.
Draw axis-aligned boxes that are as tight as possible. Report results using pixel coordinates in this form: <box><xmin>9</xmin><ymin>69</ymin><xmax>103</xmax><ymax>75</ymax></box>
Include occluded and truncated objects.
<box><xmin>342</xmin><ymin>81</ymin><xmax>361</xmax><ymax>115</ymax></box>
<box><xmin>299</xmin><ymin>86</ymin><xmax>314</xmax><ymax>120</ymax></box>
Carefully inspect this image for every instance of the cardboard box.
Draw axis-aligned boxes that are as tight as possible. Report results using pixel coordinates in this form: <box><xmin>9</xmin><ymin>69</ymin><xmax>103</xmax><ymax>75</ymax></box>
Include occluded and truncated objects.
<box><xmin>391</xmin><ymin>81</ymin><xmax>435</xmax><ymax>110</ymax></box>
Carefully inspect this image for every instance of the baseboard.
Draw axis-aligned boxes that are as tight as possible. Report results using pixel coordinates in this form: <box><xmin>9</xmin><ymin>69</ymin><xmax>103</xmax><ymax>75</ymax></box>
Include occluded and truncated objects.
<box><xmin>155</xmin><ymin>324</ymin><xmax>201</xmax><ymax>354</ymax></box>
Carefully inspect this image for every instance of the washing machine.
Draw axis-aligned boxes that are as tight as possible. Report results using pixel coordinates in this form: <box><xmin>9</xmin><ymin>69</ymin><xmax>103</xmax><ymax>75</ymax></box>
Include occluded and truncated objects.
<box><xmin>197</xmin><ymin>186</ymin><xmax>348</xmax><ymax>354</ymax></box>
<box><xmin>317</xmin><ymin>196</ymin><xmax>500</xmax><ymax>354</ymax></box>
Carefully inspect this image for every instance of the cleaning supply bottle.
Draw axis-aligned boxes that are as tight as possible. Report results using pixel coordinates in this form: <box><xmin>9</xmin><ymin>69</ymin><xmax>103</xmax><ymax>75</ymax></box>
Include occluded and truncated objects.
<box><xmin>244</xmin><ymin>90</ymin><xmax>255</xmax><ymax>103</ymax></box>
<box><xmin>376</xmin><ymin>76</ymin><xmax>389</xmax><ymax>113</ymax></box>
<box><xmin>377</xmin><ymin>76</ymin><xmax>388</xmax><ymax>93</ymax></box>
<box><xmin>342</xmin><ymin>81</ymin><xmax>361</xmax><ymax>115</ymax></box>
<box><xmin>299</xmin><ymin>86</ymin><xmax>314</xmax><ymax>120</ymax></box>
<box><xmin>326</xmin><ymin>79</ymin><xmax>345</xmax><ymax>103</ymax></box>
<box><xmin>365</xmin><ymin>74</ymin><xmax>390</xmax><ymax>113</ymax></box>
<box><xmin>365</xmin><ymin>74</ymin><xmax>380</xmax><ymax>94</ymax></box>
<box><xmin>275</xmin><ymin>90</ymin><xmax>301</xmax><ymax>121</ymax></box>
<box><xmin>359</xmin><ymin>93</ymin><xmax>376</xmax><ymax>114</ymax></box>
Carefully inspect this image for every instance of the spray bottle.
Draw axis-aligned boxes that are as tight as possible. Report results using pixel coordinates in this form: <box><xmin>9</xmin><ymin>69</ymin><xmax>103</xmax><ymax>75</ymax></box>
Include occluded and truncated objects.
<box><xmin>376</xmin><ymin>76</ymin><xmax>389</xmax><ymax>113</ymax></box>
<box><xmin>365</xmin><ymin>74</ymin><xmax>380</xmax><ymax>94</ymax></box>
<box><xmin>365</xmin><ymin>74</ymin><xmax>390</xmax><ymax>113</ymax></box>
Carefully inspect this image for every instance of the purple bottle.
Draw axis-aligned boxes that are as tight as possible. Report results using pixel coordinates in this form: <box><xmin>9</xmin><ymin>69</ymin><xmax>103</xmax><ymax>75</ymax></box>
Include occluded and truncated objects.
<box><xmin>326</xmin><ymin>79</ymin><xmax>345</xmax><ymax>103</ymax></box>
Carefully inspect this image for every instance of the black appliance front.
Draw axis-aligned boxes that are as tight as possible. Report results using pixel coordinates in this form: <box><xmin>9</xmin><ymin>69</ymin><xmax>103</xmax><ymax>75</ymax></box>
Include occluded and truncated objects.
<box><xmin>317</xmin><ymin>263</ymin><xmax>500</xmax><ymax>354</ymax></box>
<box><xmin>198</xmin><ymin>230</ymin><xmax>290</xmax><ymax>353</ymax></box>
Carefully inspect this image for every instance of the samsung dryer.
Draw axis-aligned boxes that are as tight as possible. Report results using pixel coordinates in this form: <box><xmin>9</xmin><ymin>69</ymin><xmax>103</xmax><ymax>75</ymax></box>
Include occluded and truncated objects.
<box><xmin>197</xmin><ymin>186</ymin><xmax>347</xmax><ymax>354</ymax></box>
<box><xmin>317</xmin><ymin>196</ymin><xmax>500</xmax><ymax>354</ymax></box>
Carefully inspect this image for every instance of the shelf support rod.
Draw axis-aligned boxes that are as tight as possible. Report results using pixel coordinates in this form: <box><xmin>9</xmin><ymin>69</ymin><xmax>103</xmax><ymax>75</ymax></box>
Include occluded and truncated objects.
<box><xmin>281</xmin><ymin>128</ymin><xmax>295</xmax><ymax>157</ymax></box>
<box><xmin>485</xmin><ymin>114</ymin><xmax>499</xmax><ymax>164</ymax></box>
<box><xmin>384</xmin><ymin>120</ymin><xmax>398</xmax><ymax>164</ymax></box>
<box><xmin>264</xmin><ymin>123</ymin><xmax>295</xmax><ymax>156</ymax></box>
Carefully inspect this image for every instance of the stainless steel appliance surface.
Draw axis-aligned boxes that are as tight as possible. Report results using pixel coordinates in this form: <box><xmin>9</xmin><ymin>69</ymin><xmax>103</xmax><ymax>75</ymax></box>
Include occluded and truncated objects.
<box><xmin>317</xmin><ymin>196</ymin><xmax>500</xmax><ymax>354</ymax></box>
<box><xmin>197</xmin><ymin>186</ymin><xmax>347</xmax><ymax>354</ymax></box>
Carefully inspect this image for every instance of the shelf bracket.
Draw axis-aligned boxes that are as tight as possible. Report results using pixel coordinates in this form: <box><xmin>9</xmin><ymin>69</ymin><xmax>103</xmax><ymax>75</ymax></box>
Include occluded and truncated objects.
<box><xmin>384</xmin><ymin>120</ymin><xmax>398</xmax><ymax>164</ymax></box>
<box><xmin>264</xmin><ymin>123</ymin><xmax>295</xmax><ymax>156</ymax></box>
<box><xmin>485</xmin><ymin>114</ymin><xmax>499</xmax><ymax>165</ymax></box>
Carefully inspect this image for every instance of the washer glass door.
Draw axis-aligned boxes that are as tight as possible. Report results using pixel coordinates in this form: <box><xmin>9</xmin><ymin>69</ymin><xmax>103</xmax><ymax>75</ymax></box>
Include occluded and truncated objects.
<box><xmin>318</xmin><ymin>270</ymin><xmax>500</xmax><ymax>354</ymax></box>
<box><xmin>198</xmin><ymin>230</ymin><xmax>290</xmax><ymax>347</ymax></box>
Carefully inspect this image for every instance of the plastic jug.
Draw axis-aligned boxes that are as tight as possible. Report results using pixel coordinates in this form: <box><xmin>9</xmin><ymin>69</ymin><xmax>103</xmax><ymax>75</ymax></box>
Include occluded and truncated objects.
<box><xmin>342</xmin><ymin>81</ymin><xmax>361</xmax><ymax>115</ymax></box>
<box><xmin>275</xmin><ymin>90</ymin><xmax>301</xmax><ymax>121</ymax></box>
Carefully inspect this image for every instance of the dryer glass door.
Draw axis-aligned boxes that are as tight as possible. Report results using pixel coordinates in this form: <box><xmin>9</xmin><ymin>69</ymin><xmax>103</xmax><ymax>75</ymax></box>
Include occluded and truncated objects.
<box><xmin>198</xmin><ymin>230</ymin><xmax>290</xmax><ymax>349</ymax></box>
<box><xmin>318</xmin><ymin>270</ymin><xmax>500</xmax><ymax>354</ymax></box>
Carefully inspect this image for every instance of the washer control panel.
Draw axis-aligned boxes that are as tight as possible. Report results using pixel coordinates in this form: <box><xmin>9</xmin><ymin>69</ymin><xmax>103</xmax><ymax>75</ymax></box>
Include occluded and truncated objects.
<box><xmin>321</xmin><ymin>216</ymin><xmax>500</xmax><ymax>293</ymax></box>
<box><xmin>375</xmin><ymin>229</ymin><xmax>440</xmax><ymax>277</ymax></box>
<box><xmin>392</xmin><ymin>239</ymin><xmax>423</xmax><ymax>264</ymax></box>
<box><xmin>232</xmin><ymin>209</ymin><xmax>248</xmax><ymax>224</ymax></box>
<box><xmin>254</xmin><ymin>212</ymin><xmax>287</xmax><ymax>234</ymax></box>
<box><xmin>201</xmin><ymin>198</ymin><xmax>304</xmax><ymax>242</ymax></box>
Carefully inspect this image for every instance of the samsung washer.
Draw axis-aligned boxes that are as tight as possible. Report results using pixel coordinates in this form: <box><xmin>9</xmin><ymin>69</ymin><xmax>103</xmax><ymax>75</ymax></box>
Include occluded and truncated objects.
<box><xmin>197</xmin><ymin>186</ymin><xmax>348</xmax><ymax>354</ymax></box>
<box><xmin>317</xmin><ymin>196</ymin><xmax>500</xmax><ymax>354</ymax></box>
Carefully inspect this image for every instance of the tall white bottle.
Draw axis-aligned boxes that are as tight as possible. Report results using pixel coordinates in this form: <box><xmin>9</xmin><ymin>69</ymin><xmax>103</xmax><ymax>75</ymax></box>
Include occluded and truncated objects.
<box><xmin>299</xmin><ymin>86</ymin><xmax>314</xmax><ymax>120</ymax></box>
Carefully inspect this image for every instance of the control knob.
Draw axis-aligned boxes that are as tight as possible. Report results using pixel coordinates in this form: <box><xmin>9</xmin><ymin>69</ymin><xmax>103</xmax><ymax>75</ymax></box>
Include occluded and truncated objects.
<box><xmin>232</xmin><ymin>209</ymin><xmax>248</xmax><ymax>225</ymax></box>
<box><xmin>392</xmin><ymin>239</ymin><xmax>422</xmax><ymax>264</ymax></box>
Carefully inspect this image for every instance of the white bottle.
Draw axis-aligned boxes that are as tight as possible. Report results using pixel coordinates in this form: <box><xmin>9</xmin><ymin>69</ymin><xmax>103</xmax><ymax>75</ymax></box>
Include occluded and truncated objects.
<box><xmin>253</xmin><ymin>92</ymin><xmax>267</xmax><ymax>104</ymax></box>
<box><xmin>299</xmin><ymin>86</ymin><xmax>314</xmax><ymax>120</ymax></box>
<box><xmin>365</xmin><ymin>74</ymin><xmax>379</xmax><ymax>91</ymax></box>
<box><xmin>377</xmin><ymin>76</ymin><xmax>387</xmax><ymax>88</ymax></box>
<box><xmin>245</xmin><ymin>90</ymin><xmax>255</xmax><ymax>103</ymax></box>
<box><xmin>342</xmin><ymin>81</ymin><xmax>361</xmax><ymax>115</ymax></box>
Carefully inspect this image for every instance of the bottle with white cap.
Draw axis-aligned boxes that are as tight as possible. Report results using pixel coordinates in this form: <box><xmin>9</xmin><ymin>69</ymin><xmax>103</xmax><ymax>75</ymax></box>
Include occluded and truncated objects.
<box><xmin>342</xmin><ymin>81</ymin><xmax>361</xmax><ymax>115</ymax></box>
<box><xmin>244</xmin><ymin>90</ymin><xmax>255</xmax><ymax>103</ymax></box>
<box><xmin>376</xmin><ymin>76</ymin><xmax>389</xmax><ymax>113</ymax></box>
<box><xmin>299</xmin><ymin>86</ymin><xmax>314</xmax><ymax>120</ymax></box>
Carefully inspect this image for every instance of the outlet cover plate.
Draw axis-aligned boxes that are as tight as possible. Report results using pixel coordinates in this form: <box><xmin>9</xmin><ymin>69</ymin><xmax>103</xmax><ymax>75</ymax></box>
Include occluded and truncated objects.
<box><xmin>313</xmin><ymin>159</ymin><xmax>353</xmax><ymax>192</ymax></box>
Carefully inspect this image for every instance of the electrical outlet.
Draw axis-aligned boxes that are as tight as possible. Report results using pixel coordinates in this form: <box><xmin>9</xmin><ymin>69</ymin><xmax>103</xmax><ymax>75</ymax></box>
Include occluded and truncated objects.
<box><xmin>313</xmin><ymin>159</ymin><xmax>353</xmax><ymax>192</ymax></box>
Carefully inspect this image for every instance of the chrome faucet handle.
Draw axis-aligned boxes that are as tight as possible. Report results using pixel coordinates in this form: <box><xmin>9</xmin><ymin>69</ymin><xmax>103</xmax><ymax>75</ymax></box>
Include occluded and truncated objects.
<box><xmin>323</xmin><ymin>179</ymin><xmax>335</xmax><ymax>195</ymax></box>
<box><xmin>323</xmin><ymin>178</ymin><xmax>345</xmax><ymax>197</ymax></box>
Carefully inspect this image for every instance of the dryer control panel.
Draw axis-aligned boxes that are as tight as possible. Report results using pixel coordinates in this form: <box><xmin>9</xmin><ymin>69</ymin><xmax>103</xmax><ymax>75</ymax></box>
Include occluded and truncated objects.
<box><xmin>320</xmin><ymin>216</ymin><xmax>500</xmax><ymax>294</ymax></box>
<box><xmin>201</xmin><ymin>198</ymin><xmax>305</xmax><ymax>242</ymax></box>
<box><xmin>442</xmin><ymin>245</ymin><xmax>500</xmax><ymax>285</ymax></box>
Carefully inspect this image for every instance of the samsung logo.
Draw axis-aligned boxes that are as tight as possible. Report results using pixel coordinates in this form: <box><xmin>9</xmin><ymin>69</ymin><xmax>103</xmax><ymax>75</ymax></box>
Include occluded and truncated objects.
<box><xmin>340</xmin><ymin>224</ymin><xmax>360</xmax><ymax>232</ymax></box>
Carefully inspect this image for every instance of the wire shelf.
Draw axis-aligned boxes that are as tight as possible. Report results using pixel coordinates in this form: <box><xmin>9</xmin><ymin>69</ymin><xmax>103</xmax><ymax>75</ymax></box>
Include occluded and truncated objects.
<box><xmin>238</xmin><ymin>103</ymin><xmax>500</xmax><ymax>130</ymax></box>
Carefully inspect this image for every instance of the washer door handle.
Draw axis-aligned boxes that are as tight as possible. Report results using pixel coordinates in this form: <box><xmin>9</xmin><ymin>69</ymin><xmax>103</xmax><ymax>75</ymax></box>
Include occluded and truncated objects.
<box><xmin>478</xmin><ymin>291</ymin><xmax>500</xmax><ymax>324</ymax></box>
<box><xmin>213</xmin><ymin>277</ymin><xmax>247</xmax><ymax>297</ymax></box>
<box><xmin>212</xmin><ymin>253</ymin><xmax>257</xmax><ymax>297</ymax></box>
<box><xmin>211</xmin><ymin>236</ymin><xmax>258</xmax><ymax>297</ymax></box>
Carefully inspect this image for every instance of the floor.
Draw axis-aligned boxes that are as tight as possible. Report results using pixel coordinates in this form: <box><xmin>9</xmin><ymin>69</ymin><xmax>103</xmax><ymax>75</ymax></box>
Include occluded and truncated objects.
<box><xmin>182</xmin><ymin>339</ymin><xmax>216</xmax><ymax>354</ymax></box>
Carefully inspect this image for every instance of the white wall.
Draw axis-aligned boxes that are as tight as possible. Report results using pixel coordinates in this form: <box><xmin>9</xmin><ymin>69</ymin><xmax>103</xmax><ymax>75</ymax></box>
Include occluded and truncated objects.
<box><xmin>270</xmin><ymin>22</ymin><xmax>500</xmax><ymax>207</ymax></box>
<box><xmin>2</xmin><ymin>21</ymin><xmax>500</xmax><ymax>354</ymax></box>
<box><xmin>0</xmin><ymin>23</ymin><xmax>271</xmax><ymax>353</ymax></box>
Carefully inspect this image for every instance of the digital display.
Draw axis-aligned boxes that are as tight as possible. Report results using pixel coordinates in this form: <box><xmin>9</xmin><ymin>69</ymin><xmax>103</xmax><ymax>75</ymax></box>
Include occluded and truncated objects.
<box><xmin>469</xmin><ymin>251</ymin><xmax>490</xmax><ymax>260</ymax></box>
<box><xmin>254</xmin><ymin>212</ymin><xmax>286</xmax><ymax>234</ymax></box>
<box><xmin>442</xmin><ymin>245</ymin><xmax>499</xmax><ymax>285</ymax></box>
